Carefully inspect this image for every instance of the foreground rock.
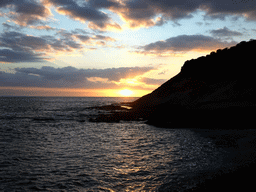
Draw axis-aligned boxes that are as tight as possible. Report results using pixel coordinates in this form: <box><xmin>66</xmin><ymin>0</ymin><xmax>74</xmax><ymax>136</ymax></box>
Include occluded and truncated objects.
<box><xmin>91</xmin><ymin>40</ymin><xmax>256</xmax><ymax>128</ymax></box>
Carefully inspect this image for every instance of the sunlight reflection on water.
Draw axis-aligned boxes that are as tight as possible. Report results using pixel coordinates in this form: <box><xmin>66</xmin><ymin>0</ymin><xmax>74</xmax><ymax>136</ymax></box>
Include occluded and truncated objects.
<box><xmin>0</xmin><ymin>97</ymin><xmax>231</xmax><ymax>191</ymax></box>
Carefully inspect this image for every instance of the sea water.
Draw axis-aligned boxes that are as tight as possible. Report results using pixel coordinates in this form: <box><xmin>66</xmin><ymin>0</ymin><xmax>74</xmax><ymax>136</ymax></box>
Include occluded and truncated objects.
<box><xmin>0</xmin><ymin>97</ymin><xmax>234</xmax><ymax>191</ymax></box>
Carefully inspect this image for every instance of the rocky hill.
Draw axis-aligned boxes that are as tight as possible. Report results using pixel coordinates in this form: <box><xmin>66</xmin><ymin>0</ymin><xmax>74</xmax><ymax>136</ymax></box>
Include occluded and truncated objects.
<box><xmin>130</xmin><ymin>39</ymin><xmax>256</xmax><ymax>127</ymax></box>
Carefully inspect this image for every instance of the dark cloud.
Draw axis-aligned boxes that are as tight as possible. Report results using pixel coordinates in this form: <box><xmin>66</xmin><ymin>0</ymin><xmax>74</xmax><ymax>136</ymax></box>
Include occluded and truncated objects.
<box><xmin>15</xmin><ymin>66</ymin><xmax>87</xmax><ymax>83</ymax></box>
<box><xmin>57</xmin><ymin>4</ymin><xmax>108</xmax><ymax>21</ymax></box>
<box><xmin>14</xmin><ymin>66</ymin><xmax>155</xmax><ymax>82</ymax></box>
<box><xmin>0</xmin><ymin>49</ymin><xmax>46</xmax><ymax>63</ymax></box>
<box><xmin>0</xmin><ymin>30</ymin><xmax>117</xmax><ymax>62</ymax></box>
<box><xmin>44</xmin><ymin>0</ymin><xmax>121</xmax><ymax>31</ymax></box>
<box><xmin>15</xmin><ymin>1</ymin><xmax>48</xmax><ymax>17</ymax></box>
<box><xmin>110</xmin><ymin>0</ymin><xmax>256</xmax><ymax>28</ymax></box>
<box><xmin>74</xmin><ymin>34</ymin><xmax>91</xmax><ymax>43</ymax></box>
<box><xmin>0</xmin><ymin>66</ymin><xmax>156</xmax><ymax>89</ymax></box>
<box><xmin>210</xmin><ymin>27</ymin><xmax>243</xmax><ymax>37</ymax></box>
<box><xmin>89</xmin><ymin>67</ymin><xmax>155</xmax><ymax>81</ymax></box>
<box><xmin>0</xmin><ymin>31</ymin><xmax>76</xmax><ymax>62</ymax></box>
<box><xmin>0</xmin><ymin>31</ymin><xmax>75</xmax><ymax>57</ymax></box>
<box><xmin>159</xmin><ymin>0</ymin><xmax>256</xmax><ymax>20</ymax></box>
<box><xmin>109</xmin><ymin>0</ymin><xmax>163</xmax><ymax>28</ymax></box>
<box><xmin>0</xmin><ymin>31</ymin><xmax>49</xmax><ymax>52</ymax></box>
<box><xmin>0</xmin><ymin>0</ymin><xmax>19</xmax><ymax>8</ymax></box>
<box><xmin>93</xmin><ymin>35</ymin><xmax>116</xmax><ymax>42</ymax></box>
<box><xmin>0</xmin><ymin>0</ymin><xmax>52</xmax><ymax>26</ymax></box>
<box><xmin>0</xmin><ymin>31</ymin><xmax>53</xmax><ymax>62</ymax></box>
<box><xmin>0</xmin><ymin>69</ymin><xmax>106</xmax><ymax>88</ymax></box>
<box><xmin>146</xmin><ymin>0</ymin><xmax>198</xmax><ymax>19</ymax></box>
<box><xmin>56</xmin><ymin>29</ymin><xmax>116</xmax><ymax>45</ymax></box>
<box><xmin>1</xmin><ymin>0</ymin><xmax>256</xmax><ymax>31</ymax></box>
<box><xmin>202</xmin><ymin>0</ymin><xmax>256</xmax><ymax>20</ymax></box>
<box><xmin>87</xmin><ymin>0</ymin><xmax>121</xmax><ymax>9</ymax></box>
<box><xmin>105</xmin><ymin>0</ymin><xmax>200</xmax><ymax>28</ymax></box>
<box><xmin>138</xmin><ymin>34</ymin><xmax>237</xmax><ymax>56</ymax></box>
<box><xmin>203</xmin><ymin>13</ymin><xmax>230</xmax><ymax>21</ymax></box>
<box><xmin>70</xmin><ymin>33</ymin><xmax>116</xmax><ymax>43</ymax></box>
<box><xmin>71</xmin><ymin>28</ymin><xmax>88</xmax><ymax>35</ymax></box>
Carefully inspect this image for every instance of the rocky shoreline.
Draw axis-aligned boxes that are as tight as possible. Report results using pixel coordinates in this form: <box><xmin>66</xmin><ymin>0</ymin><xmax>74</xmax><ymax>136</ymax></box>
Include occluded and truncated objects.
<box><xmin>88</xmin><ymin>102</ymin><xmax>255</xmax><ymax>129</ymax></box>
<box><xmin>89</xmin><ymin>40</ymin><xmax>256</xmax><ymax>128</ymax></box>
<box><xmin>88</xmin><ymin>40</ymin><xmax>256</xmax><ymax>191</ymax></box>
<box><xmin>89</xmin><ymin>104</ymin><xmax>256</xmax><ymax>191</ymax></box>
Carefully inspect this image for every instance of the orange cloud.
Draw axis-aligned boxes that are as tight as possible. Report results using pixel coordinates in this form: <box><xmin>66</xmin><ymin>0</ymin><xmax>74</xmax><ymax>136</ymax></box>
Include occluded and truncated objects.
<box><xmin>1</xmin><ymin>0</ymin><xmax>256</xmax><ymax>32</ymax></box>
<box><xmin>29</xmin><ymin>25</ymin><xmax>56</xmax><ymax>31</ymax></box>
<box><xmin>113</xmin><ymin>8</ymin><xmax>164</xmax><ymax>29</ymax></box>
<box><xmin>44</xmin><ymin>0</ymin><xmax>122</xmax><ymax>32</ymax></box>
<box><xmin>88</xmin><ymin>21</ymin><xmax>122</xmax><ymax>32</ymax></box>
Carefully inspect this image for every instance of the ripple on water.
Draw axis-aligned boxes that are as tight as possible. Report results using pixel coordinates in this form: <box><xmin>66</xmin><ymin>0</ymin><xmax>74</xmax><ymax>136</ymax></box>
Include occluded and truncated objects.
<box><xmin>0</xmin><ymin>97</ymin><xmax>234</xmax><ymax>191</ymax></box>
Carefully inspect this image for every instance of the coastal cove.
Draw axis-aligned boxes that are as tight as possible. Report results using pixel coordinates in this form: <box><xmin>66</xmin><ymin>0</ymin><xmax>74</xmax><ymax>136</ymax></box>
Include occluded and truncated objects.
<box><xmin>1</xmin><ymin>96</ymin><xmax>256</xmax><ymax>191</ymax></box>
<box><xmin>89</xmin><ymin>40</ymin><xmax>256</xmax><ymax>128</ymax></box>
<box><xmin>87</xmin><ymin>109</ymin><xmax>256</xmax><ymax>191</ymax></box>
<box><xmin>2</xmin><ymin>0</ymin><xmax>256</xmax><ymax>191</ymax></box>
<box><xmin>85</xmin><ymin>40</ymin><xmax>256</xmax><ymax>191</ymax></box>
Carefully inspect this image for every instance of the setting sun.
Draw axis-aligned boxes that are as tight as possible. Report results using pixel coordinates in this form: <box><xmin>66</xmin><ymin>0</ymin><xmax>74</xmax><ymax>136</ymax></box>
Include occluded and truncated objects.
<box><xmin>119</xmin><ymin>89</ymin><xmax>133</xmax><ymax>97</ymax></box>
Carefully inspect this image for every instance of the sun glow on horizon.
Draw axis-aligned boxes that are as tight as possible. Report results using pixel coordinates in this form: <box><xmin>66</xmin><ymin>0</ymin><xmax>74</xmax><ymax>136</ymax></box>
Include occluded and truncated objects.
<box><xmin>0</xmin><ymin>87</ymin><xmax>152</xmax><ymax>97</ymax></box>
<box><xmin>119</xmin><ymin>89</ymin><xmax>133</xmax><ymax>97</ymax></box>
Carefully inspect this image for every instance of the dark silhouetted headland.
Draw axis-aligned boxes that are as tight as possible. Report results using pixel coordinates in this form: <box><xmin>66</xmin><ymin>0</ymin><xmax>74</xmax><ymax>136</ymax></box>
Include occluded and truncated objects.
<box><xmin>91</xmin><ymin>39</ymin><xmax>256</xmax><ymax>128</ymax></box>
<box><xmin>89</xmin><ymin>40</ymin><xmax>256</xmax><ymax>191</ymax></box>
<box><xmin>130</xmin><ymin>39</ymin><xmax>256</xmax><ymax>127</ymax></box>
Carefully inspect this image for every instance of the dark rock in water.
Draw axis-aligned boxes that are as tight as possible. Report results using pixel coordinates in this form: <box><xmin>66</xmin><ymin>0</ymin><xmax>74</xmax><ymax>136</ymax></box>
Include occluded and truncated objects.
<box><xmin>86</xmin><ymin>103</ymin><xmax>132</xmax><ymax>111</ymax></box>
<box><xmin>77</xmin><ymin>119</ymin><xmax>86</xmax><ymax>122</ymax></box>
<box><xmin>92</xmin><ymin>40</ymin><xmax>256</xmax><ymax>128</ymax></box>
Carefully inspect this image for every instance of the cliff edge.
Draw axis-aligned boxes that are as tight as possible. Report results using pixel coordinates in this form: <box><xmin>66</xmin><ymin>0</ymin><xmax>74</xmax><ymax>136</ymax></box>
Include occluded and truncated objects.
<box><xmin>130</xmin><ymin>39</ymin><xmax>256</xmax><ymax>127</ymax></box>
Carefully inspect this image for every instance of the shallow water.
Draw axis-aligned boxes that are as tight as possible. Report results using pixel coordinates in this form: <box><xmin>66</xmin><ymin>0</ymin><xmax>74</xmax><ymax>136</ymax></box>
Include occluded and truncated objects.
<box><xmin>0</xmin><ymin>97</ymin><xmax>234</xmax><ymax>191</ymax></box>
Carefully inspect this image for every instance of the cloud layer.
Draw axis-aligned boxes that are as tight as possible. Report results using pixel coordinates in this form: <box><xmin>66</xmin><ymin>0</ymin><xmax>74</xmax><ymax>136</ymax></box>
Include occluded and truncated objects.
<box><xmin>209</xmin><ymin>27</ymin><xmax>243</xmax><ymax>37</ymax></box>
<box><xmin>118</xmin><ymin>0</ymin><xmax>256</xmax><ymax>28</ymax></box>
<box><xmin>1</xmin><ymin>0</ymin><xmax>256</xmax><ymax>29</ymax></box>
<box><xmin>0</xmin><ymin>66</ymin><xmax>161</xmax><ymax>89</ymax></box>
<box><xmin>90</xmin><ymin>0</ymin><xmax>256</xmax><ymax>28</ymax></box>
<box><xmin>0</xmin><ymin>0</ymin><xmax>52</xmax><ymax>26</ymax></box>
<box><xmin>0</xmin><ymin>29</ymin><xmax>237</xmax><ymax>63</ymax></box>
<box><xmin>0</xmin><ymin>30</ymin><xmax>117</xmax><ymax>63</ymax></box>
<box><xmin>43</xmin><ymin>0</ymin><xmax>121</xmax><ymax>31</ymax></box>
<box><xmin>0</xmin><ymin>49</ymin><xmax>46</xmax><ymax>63</ymax></box>
<box><xmin>137</xmin><ymin>34</ymin><xmax>237</xmax><ymax>56</ymax></box>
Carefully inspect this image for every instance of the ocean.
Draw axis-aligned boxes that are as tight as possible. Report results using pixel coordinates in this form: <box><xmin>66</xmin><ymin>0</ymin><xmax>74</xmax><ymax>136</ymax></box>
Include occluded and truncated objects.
<box><xmin>0</xmin><ymin>97</ymin><xmax>239</xmax><ymax>191</ymax></box>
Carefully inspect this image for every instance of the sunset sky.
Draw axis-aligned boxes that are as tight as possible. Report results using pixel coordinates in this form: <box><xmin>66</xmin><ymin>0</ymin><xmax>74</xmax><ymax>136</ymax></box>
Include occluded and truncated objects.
<box><xmin>0</xmin><ymin>0</ymin><xmax>256</xmax><ymax>97</ymax></box>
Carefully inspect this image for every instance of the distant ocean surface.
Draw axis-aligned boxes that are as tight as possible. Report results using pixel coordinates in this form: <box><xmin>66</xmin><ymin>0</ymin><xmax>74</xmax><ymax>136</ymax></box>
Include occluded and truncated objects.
<box><xmin>0</xmin><ymin>97</ymin><xmax>235</xmax><ymax>191</ymax></box>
